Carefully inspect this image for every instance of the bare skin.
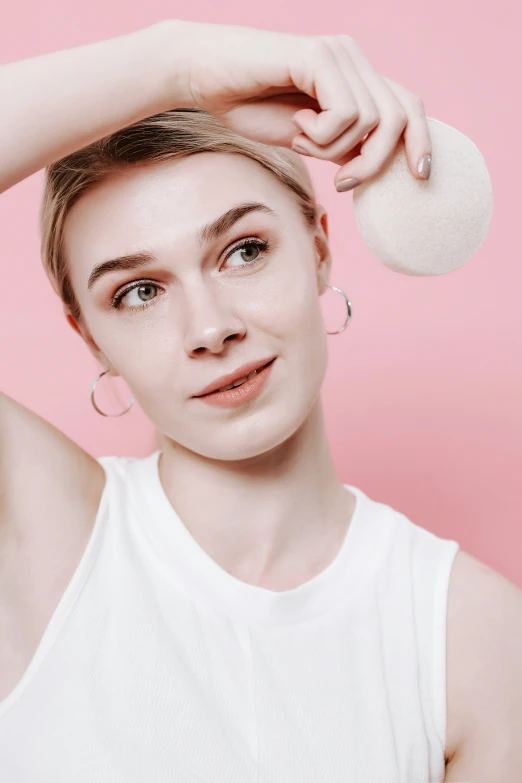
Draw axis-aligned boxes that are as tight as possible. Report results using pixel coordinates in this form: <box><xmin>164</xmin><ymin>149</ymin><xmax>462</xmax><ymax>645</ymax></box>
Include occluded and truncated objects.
<box><xmin>1</xmin><ymin>19</ymin><xmax>521</xmax><ymax>781</ymax></box>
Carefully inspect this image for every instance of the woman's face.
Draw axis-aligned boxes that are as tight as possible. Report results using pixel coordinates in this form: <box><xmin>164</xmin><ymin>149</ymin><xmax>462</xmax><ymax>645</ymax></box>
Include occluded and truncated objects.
<box><xmin>64</xmin><ymin>152</ymin><xmax>333</xmax><ymax>461</ymax></box>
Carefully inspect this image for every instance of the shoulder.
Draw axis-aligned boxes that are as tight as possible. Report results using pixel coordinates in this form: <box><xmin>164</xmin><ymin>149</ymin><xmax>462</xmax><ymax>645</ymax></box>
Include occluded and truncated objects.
<box><xmin>445</xmin><ymin>548</ymin><xmax>522</xmax><ymax>779</ymax></box>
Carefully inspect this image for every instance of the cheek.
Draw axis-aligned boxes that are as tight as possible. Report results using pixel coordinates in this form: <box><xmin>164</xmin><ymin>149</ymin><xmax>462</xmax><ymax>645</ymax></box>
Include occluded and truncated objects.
<box><xmin>254</xmin><ymin>273</ymin><xmax>328</xmax><ymax>387</ymax></box>
<box><xmin>90</xmin><ymin>317</ymin><xmax>179</xmax><ymax>397</ymax></box>
<box><xmin>128</xmin><ymin>337</ymin><xmax>179</xmax><ymax>396</ymax></box>
<box><xmin>252</xmin><ymin>262</ymin><xmax>323</xmax><ymax>337</ymax></box>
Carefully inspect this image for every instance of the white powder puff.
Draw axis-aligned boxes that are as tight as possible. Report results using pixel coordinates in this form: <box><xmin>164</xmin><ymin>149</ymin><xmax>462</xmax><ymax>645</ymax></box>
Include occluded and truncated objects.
<box><xmin>352</xmin><ymin>118</ymin><xmax>493</xmax><ymax>276</ymax></box>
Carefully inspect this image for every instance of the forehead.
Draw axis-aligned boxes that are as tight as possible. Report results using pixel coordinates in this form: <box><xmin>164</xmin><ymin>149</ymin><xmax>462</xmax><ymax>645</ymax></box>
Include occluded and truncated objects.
<box><xmin>63</xmin><ymin>152</ymin><xmax>295</xmax><ymax>268</ymax></box>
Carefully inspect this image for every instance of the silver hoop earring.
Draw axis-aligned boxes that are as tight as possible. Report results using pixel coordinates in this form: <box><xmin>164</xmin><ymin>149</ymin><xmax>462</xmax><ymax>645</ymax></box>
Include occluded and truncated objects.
<box><xmin>90</xmin><ymin>369</ymin><xmax>135</xmax><ymax>418</ymax></box>
<box><xmin>325</xmin><ymin>284</ymin><xmax>352</xmax><ymax>335</ymax></box>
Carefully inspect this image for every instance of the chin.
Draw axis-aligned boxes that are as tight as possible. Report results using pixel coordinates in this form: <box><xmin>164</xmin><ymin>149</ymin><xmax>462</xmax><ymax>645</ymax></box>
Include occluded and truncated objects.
<box><xmin>181</xmin><ymin>395</ymin><xmax>317</xmax><ymax>463</ymax></box>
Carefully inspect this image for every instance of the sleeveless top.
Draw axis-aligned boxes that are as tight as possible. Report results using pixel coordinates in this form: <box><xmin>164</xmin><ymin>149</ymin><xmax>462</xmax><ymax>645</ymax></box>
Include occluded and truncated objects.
<box><xmin>0</xmin><ymin>450</ymin><xmax>460</xmax><ymax>783</ymax></box>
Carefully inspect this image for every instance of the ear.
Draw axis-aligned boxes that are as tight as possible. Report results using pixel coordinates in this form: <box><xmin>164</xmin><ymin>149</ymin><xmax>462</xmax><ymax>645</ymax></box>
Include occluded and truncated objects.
<box><xmin>63</xmin><ymin>303</ymin><xmax>118</xmax><ymax>377</ymax></box>
<box><xmin>312</xmin><ymin>204</ymin><xmax>333</xmax><ymax>296</ymax></box>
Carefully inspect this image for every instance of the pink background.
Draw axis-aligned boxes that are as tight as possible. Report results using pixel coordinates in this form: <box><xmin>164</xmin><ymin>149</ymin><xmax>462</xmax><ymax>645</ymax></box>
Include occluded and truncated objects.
<box><xmin>1</xmin><ymin>2</ymin><xmax>520</xmax><ymax>586</ymax></box>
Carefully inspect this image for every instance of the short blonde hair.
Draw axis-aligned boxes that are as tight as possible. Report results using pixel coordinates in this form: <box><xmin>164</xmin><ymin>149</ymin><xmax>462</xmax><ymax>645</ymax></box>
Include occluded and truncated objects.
<box><xmin>39</xmin><ymin>107</ymin><xmax>319</xmax><ymax>321</ymax></box>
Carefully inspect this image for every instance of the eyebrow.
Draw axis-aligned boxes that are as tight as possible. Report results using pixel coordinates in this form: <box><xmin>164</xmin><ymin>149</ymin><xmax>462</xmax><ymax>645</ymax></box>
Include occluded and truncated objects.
<box><xmin>87</xmin><ymin>201</ymin><xmax>277</xmax><ymax>291</ymax></box>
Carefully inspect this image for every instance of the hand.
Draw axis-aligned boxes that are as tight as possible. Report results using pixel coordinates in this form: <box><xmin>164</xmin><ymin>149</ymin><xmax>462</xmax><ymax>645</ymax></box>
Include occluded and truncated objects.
<box><xmin>171</xmin><ymin>21</ymin><xmax>432</xmax><ymax>191</ymax></box>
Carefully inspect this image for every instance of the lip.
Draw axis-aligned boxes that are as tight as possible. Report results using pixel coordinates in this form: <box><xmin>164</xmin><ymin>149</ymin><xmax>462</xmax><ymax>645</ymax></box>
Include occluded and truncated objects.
<box><xmin>192</xmin><ymin>356</ymin><xmax>277</xmax><ymax>397</ymax></box>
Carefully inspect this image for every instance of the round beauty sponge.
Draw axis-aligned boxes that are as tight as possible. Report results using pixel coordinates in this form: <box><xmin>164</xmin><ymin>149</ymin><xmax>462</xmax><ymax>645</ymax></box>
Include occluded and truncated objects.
<box><xmin>351</xmin><ymin>118</ymin><xmax>493</xmax><ymax>276</ymax></box>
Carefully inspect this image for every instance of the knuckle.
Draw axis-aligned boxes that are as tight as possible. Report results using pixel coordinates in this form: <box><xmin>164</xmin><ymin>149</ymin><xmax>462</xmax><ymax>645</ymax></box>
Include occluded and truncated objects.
<box><xmin>411</xmin><ymin>94</ymin><xmax>426</xmax><ymax>116</ymax></box>
<box><xmin>344</xmin><ymin>107</ymin><xmax>360</xmax><ymax>125</ymax></box>
<box><xmin>309</xmin><ymin>36</ymin><xmax>323</xmax><ymax>61</ymax></box>
<box><xmin>361</xmin><ymin>109</ymin><xmax>379</xmax><ymax>130</ymax></box>
<box><xmin>326</xmin><ymin>34</ymin><xmax>347</xmax><ymax>52</ymax></box>
<box><xmin>320</xmin><ymin>109</ymin><xmax>359</xmax><ymax>144</ymax></box>
<box><xmin>392</xmin><ymin>109</ymin><xmax>408</xmax><ymax>131</ymax></box>
<box><xmin>340</xmin><ymin>33</ymin><xmax>355</xmax><ymax>46</ymax></box>
<box><xmin>313</xmin><ymin>130</ymin><xmax>331</xmax><ymax>146</ymax></box>
<box><xmin>314</xmin><ymin>36</ymin><xmax>334</xmax><ymax>58</ymax></box>
<box><xmin>342</xmin><ymin>33</ymin><xmax>363</xmax><ymax>57</ymax></box>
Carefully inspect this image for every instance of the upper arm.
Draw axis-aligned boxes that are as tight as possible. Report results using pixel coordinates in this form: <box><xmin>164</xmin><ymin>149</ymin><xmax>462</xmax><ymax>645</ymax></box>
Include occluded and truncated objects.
<box><xmin>444</xmin><ymin>549</ymin><xmax>522</xmax><ymax>781</ymax></box>
<box><xmin>0</xmin><ymin>390</ymin><xmax>104</xmax><ymax>528</ymax></box>
<box><xmin>0</xmin><ymin>391</ymin><xmax>106</xmax><ymax>700</ymax></box>
<box><xmin>0</xmin><ymin>390</ymin><xmax>106</xmax><ymax>585</ymax></box>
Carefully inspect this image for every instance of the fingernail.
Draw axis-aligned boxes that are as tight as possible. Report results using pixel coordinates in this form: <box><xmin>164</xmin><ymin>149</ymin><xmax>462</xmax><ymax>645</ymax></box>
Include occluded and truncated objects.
<box><xmin>336</xmin><ymin>178</ymin><xmax>360</xmax><ymax>193</ymax></box>
<box><xmin>418</xmin><ymin>154</ymin><xmax>432</xmax><ymax>180</ymax></box>
<box><xmin>292</xmin><ymin>145</ymin><xmax>311</xmax><ymax>156</ymax></box>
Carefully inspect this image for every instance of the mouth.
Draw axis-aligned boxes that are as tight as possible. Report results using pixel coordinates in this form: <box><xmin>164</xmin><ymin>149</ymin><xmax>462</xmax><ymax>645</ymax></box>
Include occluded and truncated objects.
<box><xmin>193</xmin><ymin>357</ymin><xmax>276</xmax><ymax>398</ymax></box>
<box><xmin>193</xmin><ymin>358</ymin><xmax>277</xmax><ymax>407</ymax></box>
<box><xmin>212</xmin><ymin>361</ymin><xmax>273</xmax><ymax>393</ymax></box>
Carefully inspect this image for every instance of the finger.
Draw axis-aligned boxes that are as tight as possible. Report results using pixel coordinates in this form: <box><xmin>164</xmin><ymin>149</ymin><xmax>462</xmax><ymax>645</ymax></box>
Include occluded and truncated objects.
<box><xmin>291</xmin><ymin>109</ymin><xmax>377</xmax><ymax>162</ymax></box>
<box><xmin>290</xmin><ymin>38</ymin><xmax>360</xmax><ymax>146</ymax></box>
<box><xmin>291</xmin><ymin>41</ymin><xmax>379</xmax><ymax>160</ymax></box>
<box><xmin>333</xmin><ymin>107</ymin><xmax>407</xmax><ymax>189</ymax></box>
<box><xmin>382</xmin><ymin>76</ymin><xmax>432</xmax><ymax>180</ymax></box>
<box><xmin>344</xmin><ymin>44</ymin><xmax>432</xmax><ymax>182</ymax></box>
<box><xmin>291</xmin><ymin>37</ymin><xmax>411</xmax><ymax>188</ymax></box>
<box><xmin>328</xmin><ymin>61</ymin><xmax>410</xmax><ymax>187</ymax></box>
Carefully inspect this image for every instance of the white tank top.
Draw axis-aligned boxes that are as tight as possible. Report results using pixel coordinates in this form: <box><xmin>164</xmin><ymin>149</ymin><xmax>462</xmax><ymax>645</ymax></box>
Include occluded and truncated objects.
<box><xmin>0</xmin><ymin>450</ymin><xmax>459</xmax><ymax>783</ymax></box>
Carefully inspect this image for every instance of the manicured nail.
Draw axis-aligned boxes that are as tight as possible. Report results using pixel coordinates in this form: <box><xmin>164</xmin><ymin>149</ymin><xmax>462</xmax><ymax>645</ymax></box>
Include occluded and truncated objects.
<box><xmin>418</xmin><ymin>154</ymin><xmax>432</xmax><ymax>180</ymax></box>
<box><xmin>292</xmin><ymin>145</ymin><xmax>311</xmax><ymax>156</ymax></box>
<box><xmin>336</xmin><ymin>178</ymin><xmax>360</xmax><ymax>193</ymax></box>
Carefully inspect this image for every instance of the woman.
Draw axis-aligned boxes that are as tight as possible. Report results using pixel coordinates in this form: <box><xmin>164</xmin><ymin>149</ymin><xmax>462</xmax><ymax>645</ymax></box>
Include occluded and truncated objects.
<box><xmin>0</xmin><ymin>19</ymin><xmax>520</xmax><ymax>783</ymax></box>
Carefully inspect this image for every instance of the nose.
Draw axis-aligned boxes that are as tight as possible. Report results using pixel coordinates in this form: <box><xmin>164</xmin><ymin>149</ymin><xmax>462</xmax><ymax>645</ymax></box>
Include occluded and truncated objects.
<box><xmin>182</xmin><ymin>280</ymin><xmax>247</xmax><ymax>356</ymax></box>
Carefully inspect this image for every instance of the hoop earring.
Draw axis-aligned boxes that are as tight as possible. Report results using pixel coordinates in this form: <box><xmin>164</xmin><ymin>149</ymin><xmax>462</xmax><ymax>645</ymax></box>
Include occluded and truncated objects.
<box><xmin>90</xmin><ymin>369</ymin><xmax>135</xmax><ymax>418</ymax></box>
<box><xmin>325</xmin><ymin>284</ymin><xmax>352</xmax><ymax>334</ymax></box>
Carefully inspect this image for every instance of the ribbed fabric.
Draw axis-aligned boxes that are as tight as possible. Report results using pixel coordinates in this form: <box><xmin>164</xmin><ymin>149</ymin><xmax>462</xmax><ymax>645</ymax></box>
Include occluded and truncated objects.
<box><xmin>0</xmin><ymin>451</ymin><xmax>459</xmax><ymax>783</ymax></box>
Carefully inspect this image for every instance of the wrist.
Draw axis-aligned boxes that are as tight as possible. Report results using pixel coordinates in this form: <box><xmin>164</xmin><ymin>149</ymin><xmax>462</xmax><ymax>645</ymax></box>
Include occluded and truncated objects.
<box><xmin>142</xmin><ymin>19</ymin><xmax>198</xmax><ymax>112</ymax></box>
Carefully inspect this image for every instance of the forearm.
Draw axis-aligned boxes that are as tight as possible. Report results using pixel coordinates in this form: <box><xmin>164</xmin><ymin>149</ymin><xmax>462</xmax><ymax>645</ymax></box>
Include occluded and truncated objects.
<box><xmin>0</xmin><ymin>20</ymin><xmax>191</xmax><ymax>194</ymax></box>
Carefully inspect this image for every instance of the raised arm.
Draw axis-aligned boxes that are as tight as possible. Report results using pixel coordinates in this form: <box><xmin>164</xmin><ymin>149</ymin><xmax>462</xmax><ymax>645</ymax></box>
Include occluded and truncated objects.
<box><xmin>0</xmin><ymin>20</ymin><xmax>189</xmax><ymax>194</ymax></box>
<box><xmin>0</xmin><ymin>20</ymin><xmax>433</xmax><ymax>197</ymax></box>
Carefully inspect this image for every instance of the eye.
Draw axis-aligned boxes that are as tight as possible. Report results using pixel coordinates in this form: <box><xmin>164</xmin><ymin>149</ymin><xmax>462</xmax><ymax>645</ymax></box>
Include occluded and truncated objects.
<box><xmin>110</xmin><ymin>238</ymin><xmax>270</xmax><ymax>311</ymax></box>
<box><xmin>111</xmin><ymin>282</ymin><xmax>160</xmax><ymax>310</ymax></box>
<box><xmin>222</xmin><ymin>239</ymin><xmax>269</xmax><ymax>269</ymax></box>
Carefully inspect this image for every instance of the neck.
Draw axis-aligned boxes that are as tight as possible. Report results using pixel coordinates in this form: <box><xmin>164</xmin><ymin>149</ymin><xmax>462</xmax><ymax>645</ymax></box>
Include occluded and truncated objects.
<box><xmin>157</xmin><ymin>398</ymin><xmax>356</xmax><ymax>591</ymax></box>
